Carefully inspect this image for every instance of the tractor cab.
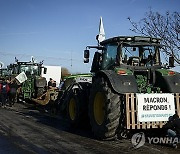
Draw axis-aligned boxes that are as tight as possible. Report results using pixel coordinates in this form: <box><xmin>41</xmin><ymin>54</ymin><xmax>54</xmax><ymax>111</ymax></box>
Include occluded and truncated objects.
<box><xmin>0</xmin><ymin>68</ymin><xmax>10</xmax><ymax>77</ymax></box>
<box><xmin>9</xmin><ymin>62</ymin><xmax>44</xmax><ymax>76</ymax></box>
<box><xmin>84</xmin><ymin>36</ymin><xmax>165</xmax><ymax>72</ymax></box>
<box><xmin>84</xmin><ymin>36</ymin><xmax>178</xmax><ymax>94</ymax></box>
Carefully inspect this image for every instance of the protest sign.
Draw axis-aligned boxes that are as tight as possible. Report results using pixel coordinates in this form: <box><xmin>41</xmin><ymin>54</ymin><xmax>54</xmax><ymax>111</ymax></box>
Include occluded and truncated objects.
<box><xmin>137</xmin><ymin>93</ymin><xmax>175</xmax><ymax>122</ymax></box>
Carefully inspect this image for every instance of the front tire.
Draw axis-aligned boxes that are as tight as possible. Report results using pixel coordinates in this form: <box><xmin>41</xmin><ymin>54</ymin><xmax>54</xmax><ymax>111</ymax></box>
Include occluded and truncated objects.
<box><xmin>89</xmin><ymin>78</ymin><xmax>121</xmax><ymax>140</ymax></box>
<box><xmin>66</xmin><ymin>90</ymin><xmax>81</xmax><ymax>126</ymax></box>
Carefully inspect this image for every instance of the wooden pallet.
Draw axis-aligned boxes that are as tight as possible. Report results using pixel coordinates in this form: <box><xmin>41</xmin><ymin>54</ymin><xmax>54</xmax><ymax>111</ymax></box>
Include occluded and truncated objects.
<box><xmin>126</xmin><ymin>93</ymin><xmax>180</xmax><ymax>129</ymax></box>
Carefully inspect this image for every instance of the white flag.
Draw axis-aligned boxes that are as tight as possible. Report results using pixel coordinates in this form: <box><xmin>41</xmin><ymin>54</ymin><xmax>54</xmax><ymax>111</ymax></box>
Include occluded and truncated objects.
<box><xmin>97</xmin><ymin>17</ymin><xmax>105</xmax><ymax>43</ymax></box>
<box><xmin>15</xmin><ymin>71</ymin><xmax>27</xmax><ymax>83</ymax></box>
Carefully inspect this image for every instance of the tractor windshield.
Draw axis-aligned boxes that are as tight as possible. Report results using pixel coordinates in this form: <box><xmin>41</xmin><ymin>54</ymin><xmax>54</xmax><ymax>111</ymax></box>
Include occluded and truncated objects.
<box><xmin>121</xmin><ymin>45</ymin><xmax>160</xmax><ymax>66</ymax></box>
<box><xmin>101</xmin><ymin>43</ymin><xmax>160</xmax><ymax>69</ymax></box>
<box><xmin>20</xmin><ymin>65</ymin><xmax>40</xmax><ymax>75</ymax></box>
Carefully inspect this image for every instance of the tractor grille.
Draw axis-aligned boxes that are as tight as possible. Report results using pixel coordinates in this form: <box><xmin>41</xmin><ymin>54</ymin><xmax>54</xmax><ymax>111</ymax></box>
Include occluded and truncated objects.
<box><xmin>125</xmin><ymin>93</ymin><xmax>180</xmax><ymax>129</ymax></box>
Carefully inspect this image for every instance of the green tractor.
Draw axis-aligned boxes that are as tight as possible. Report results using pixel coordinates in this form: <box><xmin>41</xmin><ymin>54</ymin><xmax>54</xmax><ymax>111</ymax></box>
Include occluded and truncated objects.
<box><xmin>8</xmin><ymin>59</ymin><xmax>47</xmax><ymax>102</ymax></box>
<box><xmin>80</xmin><ymin>36</ymin><xmax>179</xmax><ymax>140</ymax></box>
<box><xmin>59</xmin><ymin>73</ymin><xmax>92</xmax><ymax>125</ymax></box>
<box><xmin>0</xmin><ymin>68</ymin><xmax>10</xmax><ymax>80</ymax></box>
<box><xmin>8</xmin><ymin>59</ymin><xmax>60</xmax><ymax>107</ymax></box>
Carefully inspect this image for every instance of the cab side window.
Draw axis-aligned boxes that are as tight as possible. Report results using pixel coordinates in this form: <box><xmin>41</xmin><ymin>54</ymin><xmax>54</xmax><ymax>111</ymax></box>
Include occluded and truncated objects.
<box><xmin>102</xmin><ymin>44</ymin><xmax>118</xmax><ymax>69</ymax></box>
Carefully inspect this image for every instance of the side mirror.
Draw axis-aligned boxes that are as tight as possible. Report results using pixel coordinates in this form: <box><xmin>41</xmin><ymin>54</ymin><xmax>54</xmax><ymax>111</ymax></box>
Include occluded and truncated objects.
<box><xmin>43</xmin><ymin>67</ymin><xmax>47</xmax><ymax>74</ymax></box>
<box><xmin>84</xmin><ymin>50</ymin><xmax>90</xmax><ymax>63</ymax></box>
<box><xmin>169</xmin><ymin>56</ymin><xmax>175</xmax><ymax>67</ymax></box>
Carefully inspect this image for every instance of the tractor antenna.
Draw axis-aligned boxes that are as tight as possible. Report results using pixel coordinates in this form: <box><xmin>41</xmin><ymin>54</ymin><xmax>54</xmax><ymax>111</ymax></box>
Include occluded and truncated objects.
<box><xmin>70</xmin><ymin>51</ymin><xmax>72</xmax><ymax>68</ymax></box>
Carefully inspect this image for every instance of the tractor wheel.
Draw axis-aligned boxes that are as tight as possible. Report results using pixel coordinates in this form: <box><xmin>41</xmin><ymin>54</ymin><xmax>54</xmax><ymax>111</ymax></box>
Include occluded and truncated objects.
<box><xmin>66</xmin><ymin>90</ymin><xmax>81</xmax><ymax>126</ymax></box>
<box><xmin>89</xmin><ymin>78</ymin><xmax>121</xmax><ymax>140</ymax></box>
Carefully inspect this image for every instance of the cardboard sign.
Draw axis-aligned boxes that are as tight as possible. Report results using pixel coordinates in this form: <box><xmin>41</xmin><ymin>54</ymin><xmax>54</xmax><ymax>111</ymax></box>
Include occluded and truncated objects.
<box><xmin>137</xmin><ymin>93</ymin><xmax>175</xmax><ymax>122</ymax></box>
<box><xmin>15</xmin><ymin>71</ymin><xmax>27</xmax><ymax>83</ymax></box>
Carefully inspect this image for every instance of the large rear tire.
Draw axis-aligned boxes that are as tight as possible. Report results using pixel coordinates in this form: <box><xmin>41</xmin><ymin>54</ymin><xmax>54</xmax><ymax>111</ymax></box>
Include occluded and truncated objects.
<box><xmin>89</xmin><ymin>78</ymin><xmax>121</xmax><ymax>140</ymax></box>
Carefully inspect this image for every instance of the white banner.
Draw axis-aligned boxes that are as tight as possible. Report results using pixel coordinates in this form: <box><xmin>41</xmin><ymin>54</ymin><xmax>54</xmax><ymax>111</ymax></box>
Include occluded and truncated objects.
<box><xmin>137</xmin><ymin>93</ymin><xmax>175</xmax><ymax>122</ymax></box>
<box><xmin>75</xmin><ymin>76</ymin><xmax>92</xmax><ymax>83</ymax></box>
<box><xmin>15</xmin><ymin>71</ymin><xmax>27</xmax><ymax>83</ymax></box>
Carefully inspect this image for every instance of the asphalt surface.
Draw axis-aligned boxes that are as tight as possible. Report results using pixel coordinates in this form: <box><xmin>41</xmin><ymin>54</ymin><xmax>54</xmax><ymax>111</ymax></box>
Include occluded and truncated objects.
<box><xmin>0</xmin><ymin>103</ymin><xmax>179</xmax><ymax>154</ymax></box>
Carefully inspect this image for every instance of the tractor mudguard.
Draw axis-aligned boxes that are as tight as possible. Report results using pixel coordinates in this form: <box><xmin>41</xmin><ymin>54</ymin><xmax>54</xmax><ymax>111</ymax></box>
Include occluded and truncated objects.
<box><xmin>156</xmin><ymin>73</ymin><xmax>180</xmax><ymax>93</ymax></box>
<box><xmin>96</xmin><ymin>70</ymin><xmax>138</xmax><ymax>93</ymax></box>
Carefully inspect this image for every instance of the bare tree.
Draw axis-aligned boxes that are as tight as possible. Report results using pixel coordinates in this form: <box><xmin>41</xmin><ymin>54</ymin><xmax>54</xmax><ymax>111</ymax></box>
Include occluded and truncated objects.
<box><xmin>61</xmin><ymin>67</ymin><xmax>70</xmax><ymax>77</ymax></box>
<box><xmin>128</xmin><ymin>10</ymin><xmax>180</xmax><ymax>64</ymax></box>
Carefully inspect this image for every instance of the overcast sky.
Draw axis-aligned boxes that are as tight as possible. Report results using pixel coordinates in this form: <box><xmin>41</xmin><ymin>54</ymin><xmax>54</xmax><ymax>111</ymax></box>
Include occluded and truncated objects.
<box><xmin>0</xmin><ymin>0</ymin><xmax>179</xmax><ymax>73</ymax></box>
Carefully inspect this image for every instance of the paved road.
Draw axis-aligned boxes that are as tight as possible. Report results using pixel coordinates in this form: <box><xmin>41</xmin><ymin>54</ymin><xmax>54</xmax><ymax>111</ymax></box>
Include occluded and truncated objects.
<box><xmin>0</xmin><ymin>132</ymin><xmax>29</xmax><ymax>154</ymax></box>
<box><xmin>0</xmin><ymin>103</ymin><xmax>179</xmax><ymax>154</ymax></box>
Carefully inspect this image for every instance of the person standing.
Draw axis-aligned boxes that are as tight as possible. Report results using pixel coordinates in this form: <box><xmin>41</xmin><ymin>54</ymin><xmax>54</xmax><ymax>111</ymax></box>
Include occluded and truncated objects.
<box><xmin>48</xmin><ymin>78</ymin><xmax>56</xmax><ymax>89</ymax></box>
<box><xmin>8</xmin><ymin>79</ymin><xmax>18</xmax><ymax>106</ymax></box>
<box><xmin>59</xmin><ymin>78</ymin><xmax>65</xmax><ymax>90</ymax></box>
<box><xmin>48</xmin><ymin>78</ymin><xmax>53</xmax><ymax>89</ymax></box>
<box><xmin>0</xmin><ymin>79</ymin><xmax>10</xmax><ymax>107</ymax></box>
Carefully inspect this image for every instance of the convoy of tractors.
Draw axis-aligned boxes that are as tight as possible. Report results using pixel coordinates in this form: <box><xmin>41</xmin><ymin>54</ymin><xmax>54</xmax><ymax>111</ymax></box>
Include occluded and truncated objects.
<box><xmin>1</xmin><ymin>28</ymin><xmax>180</xmax><ymax>140</ymax></box>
